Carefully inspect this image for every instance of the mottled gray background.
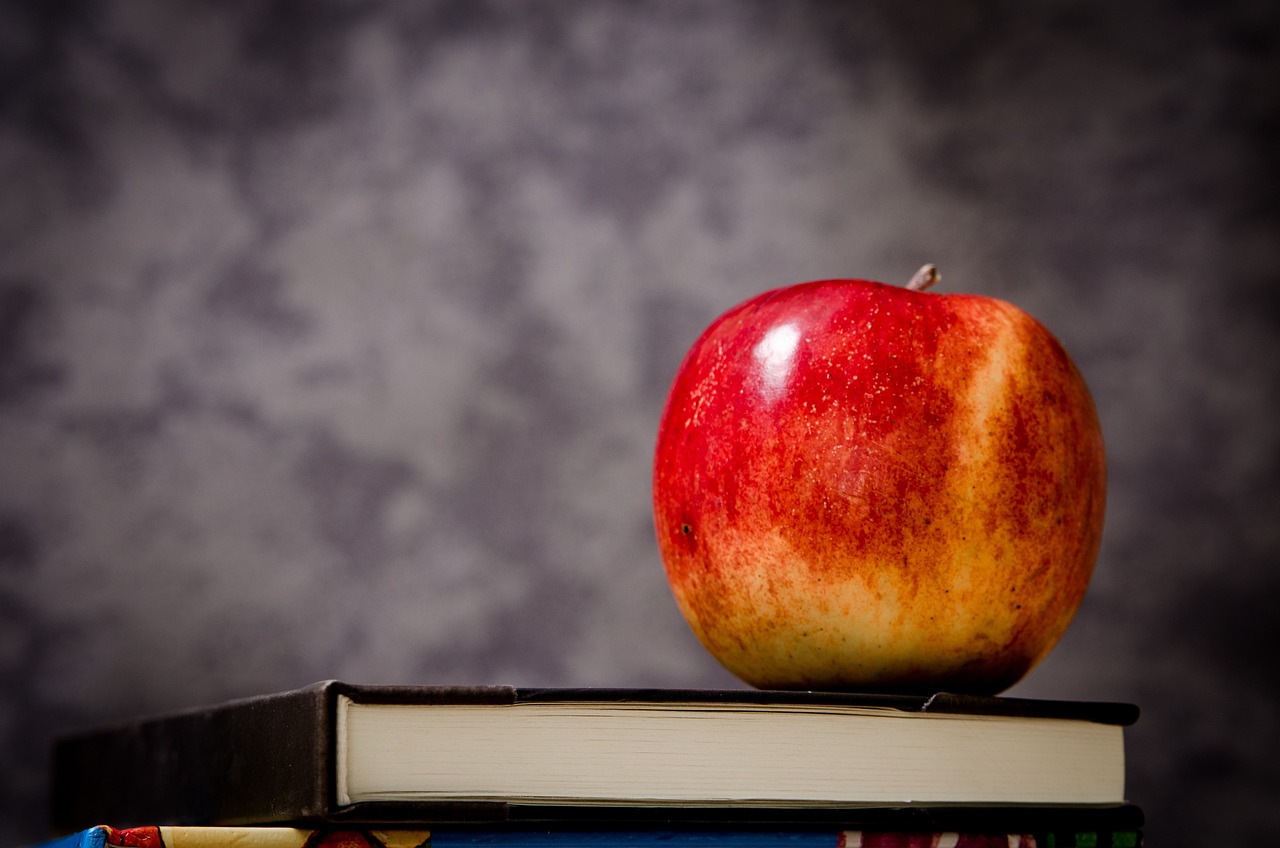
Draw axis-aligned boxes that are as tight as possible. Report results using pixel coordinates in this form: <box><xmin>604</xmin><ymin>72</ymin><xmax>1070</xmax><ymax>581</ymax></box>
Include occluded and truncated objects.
<box><xmin>1</xmin><ymin>1</ymin><xmax>1277</xmax><ymax>846</ymax></box>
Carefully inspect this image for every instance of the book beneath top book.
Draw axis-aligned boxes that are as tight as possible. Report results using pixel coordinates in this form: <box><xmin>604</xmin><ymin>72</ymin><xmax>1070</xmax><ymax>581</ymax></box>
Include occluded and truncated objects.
<box><xmin>38</xmin><ymin>822</ymin><xmax>1146</xmax><ymax>848</ymax></box>
<box><xmin>51</xmin><ymin>682</ymin><xmax>1138</xmax><ymax>832</ymax></box>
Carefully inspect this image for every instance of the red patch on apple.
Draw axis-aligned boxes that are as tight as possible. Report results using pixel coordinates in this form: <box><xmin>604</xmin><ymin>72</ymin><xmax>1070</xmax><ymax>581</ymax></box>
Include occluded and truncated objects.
<box><xmin>652</xmin><ymin>268</ymin><xmax>1105</xmax><ymax>694</ymax></box>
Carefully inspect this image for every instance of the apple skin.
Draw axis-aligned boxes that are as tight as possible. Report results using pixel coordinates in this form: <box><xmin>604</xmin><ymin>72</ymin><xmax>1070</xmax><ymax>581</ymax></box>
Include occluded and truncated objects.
<box><xmin>652</xmin><ymin>277</ymin><xmax>1105</xmax><ymax>694</ymax></box>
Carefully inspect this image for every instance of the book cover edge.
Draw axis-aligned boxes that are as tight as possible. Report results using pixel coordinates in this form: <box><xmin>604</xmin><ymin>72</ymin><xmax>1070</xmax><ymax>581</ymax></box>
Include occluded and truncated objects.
<box><xmin>323</xmin><ymin>683</ymin><xmax>1137</xmax><ymax>725</ymax></box>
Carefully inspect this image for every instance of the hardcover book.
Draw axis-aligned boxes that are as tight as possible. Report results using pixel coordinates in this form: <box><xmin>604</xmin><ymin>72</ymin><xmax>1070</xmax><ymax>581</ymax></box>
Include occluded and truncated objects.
<box><xmin>51</xmin><ymin>681</ymin><xmax>1138</xmax><ymax>831</ymax></box>
<box><xmin>37</xmin><ymin>823</ymin><xmax>1145</xmax><ymax>848</ymax></box>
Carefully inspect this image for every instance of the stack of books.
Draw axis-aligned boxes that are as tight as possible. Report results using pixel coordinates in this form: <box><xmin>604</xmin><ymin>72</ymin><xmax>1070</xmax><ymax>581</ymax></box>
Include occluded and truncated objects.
<box><xmin>37</xmin><ymin>681</ymin><xmax>1144</xmax><ymax>848</ymax></box>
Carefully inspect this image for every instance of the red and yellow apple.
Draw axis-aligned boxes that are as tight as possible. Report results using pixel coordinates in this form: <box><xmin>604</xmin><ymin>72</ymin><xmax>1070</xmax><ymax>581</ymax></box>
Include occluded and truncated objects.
<box><xmin>652</xmin><ymin>267</ymin><xmax>1105</xmax><ymax>694</ymax></box>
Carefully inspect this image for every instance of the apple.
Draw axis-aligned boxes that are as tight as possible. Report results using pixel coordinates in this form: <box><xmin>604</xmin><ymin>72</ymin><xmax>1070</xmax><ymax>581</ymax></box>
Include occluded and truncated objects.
<box><xmin>652</xmin><ymin>266</ymin><xmax>1105</xmax><ymax>694</ymax></box>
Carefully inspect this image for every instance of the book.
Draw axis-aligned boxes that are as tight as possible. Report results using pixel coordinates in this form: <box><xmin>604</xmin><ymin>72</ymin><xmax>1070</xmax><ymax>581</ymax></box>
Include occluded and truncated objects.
<box><xmin>51</xmin><ymin>682</ymin><xmax>1138</xmax><ymax>831</ymax></box>
<box><xmin>37</xmin><ymin>823</ymin><xmax>1145</xmax><ymax>848</ymax></box>
<box><xmin>37</xmin><ymin>827</ymin><xmax>428</xmax><ymax>848</ymax></box>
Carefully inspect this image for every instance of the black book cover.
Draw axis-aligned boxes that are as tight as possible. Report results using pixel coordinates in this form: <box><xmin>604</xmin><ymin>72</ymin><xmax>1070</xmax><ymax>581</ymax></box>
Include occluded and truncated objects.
<box><xmin>51</xmin><ymin>681</ymin><xmax>1139</xmax><ymax>833</ymax></box>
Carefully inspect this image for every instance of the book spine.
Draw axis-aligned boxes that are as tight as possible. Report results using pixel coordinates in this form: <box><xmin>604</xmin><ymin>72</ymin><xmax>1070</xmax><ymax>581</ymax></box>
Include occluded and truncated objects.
<box><xmin>51</xmin><ymin>683</ymin><xmax>337</xmax><ymax>830</ymax></box>
<box><xmin>33</xmin><ymin>826</ymin><xmax>110</xmax><ymax>848</ymax></box>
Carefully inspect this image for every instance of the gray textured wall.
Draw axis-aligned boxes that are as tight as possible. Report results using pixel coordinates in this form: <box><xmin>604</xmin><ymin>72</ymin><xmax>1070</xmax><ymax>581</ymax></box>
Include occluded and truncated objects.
<box><xmin>2</xmin><ymin>2</ymin><xmax>1277</xmax><ymax>846</ymax></box>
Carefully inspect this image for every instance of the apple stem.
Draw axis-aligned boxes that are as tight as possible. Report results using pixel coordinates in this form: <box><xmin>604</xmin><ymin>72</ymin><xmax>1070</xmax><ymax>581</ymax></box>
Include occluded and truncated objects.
<box><xmin>907</xmin><ymin>264</ymin><xmax>940</xmax><ymax>292</ymax></box>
